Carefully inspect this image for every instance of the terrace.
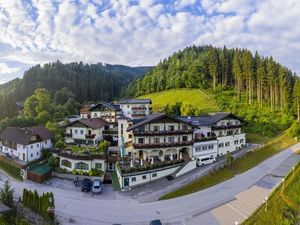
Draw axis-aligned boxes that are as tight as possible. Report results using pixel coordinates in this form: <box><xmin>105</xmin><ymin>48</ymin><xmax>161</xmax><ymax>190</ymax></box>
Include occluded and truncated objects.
<box><xmin>133</xmin><ymin>141</ymin><xmax>193</xmax><ymax>149</ymax></box>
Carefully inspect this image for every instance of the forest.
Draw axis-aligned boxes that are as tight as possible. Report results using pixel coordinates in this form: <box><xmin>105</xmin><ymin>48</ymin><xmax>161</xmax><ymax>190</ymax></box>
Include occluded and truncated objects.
<box><xmin>0</xmin><ymin>61</ymin><xmax>149</xmax><ymax>119</ymax></box>
<box><xmin>129</xmin><ymin>45</ymin><xmax>300</xmax><ymax>136</ymax></box>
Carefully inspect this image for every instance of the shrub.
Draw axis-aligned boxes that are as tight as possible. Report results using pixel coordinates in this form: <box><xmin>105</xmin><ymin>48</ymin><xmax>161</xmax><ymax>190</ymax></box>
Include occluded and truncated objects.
<box><xmin>47</xmin><ymin>156</ymin><xmax>59</xmax><ymax>167</ymax></box>
<box><xmin>0</xmin><ymin>157</ymin><xmax>22</xmax><ymax>180</ymax></box>
<box><xmin>72</xmin><ymin>169</ymin><xmax>78</xmax><ymax>175</ymax></box>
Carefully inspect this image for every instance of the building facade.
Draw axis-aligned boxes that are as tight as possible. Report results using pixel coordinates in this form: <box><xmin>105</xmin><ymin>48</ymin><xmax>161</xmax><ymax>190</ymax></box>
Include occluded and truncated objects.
<box><xmin>118</xmin><ymin>99</ymin><xmax>151</xmax><ymax>119</ymax></box>
<box><xmin>0</xmin><ymin>127</ymin><xmax>52</xmax><ymax>162</ymax></box>
<box><xmin>87</xmin><ymin>102</ymin><xmax>121</xmax><ymax>123</ymax></box>
<box><xmin>125</xmin><ymin>113</ymin><xmax>194</xmax><ymax>162</ymax></box>
<box><xmin>65</xmin><ymin>118</ymin><xmax>108</xmax><ymax>146</ymax></box>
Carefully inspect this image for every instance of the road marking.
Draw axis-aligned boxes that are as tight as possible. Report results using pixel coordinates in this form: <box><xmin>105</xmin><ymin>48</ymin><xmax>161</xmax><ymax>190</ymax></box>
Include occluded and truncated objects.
<box><xmin>226</xmin><ymin>203</ymin><xmax>248</xmax><ymax>219</ymax></box>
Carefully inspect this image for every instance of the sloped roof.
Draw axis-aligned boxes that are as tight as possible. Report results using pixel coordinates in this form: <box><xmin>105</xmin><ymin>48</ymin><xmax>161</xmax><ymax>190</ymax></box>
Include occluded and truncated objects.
<box><xmin>88</xmin><ymin>101</ymin><xmax>120</xmax><ymax>111</ymax></box>
<box><xmin>118</xmin><ymin>99</ymin><xmax>151</xmax><ymax>104</ymax></box>
<box><xmin>0</xmin><ymin>126</ymin><xmax>52</xmax><ymax>145</ymax></box>
<box><xmin>177</xmin><ymin>112</ymin><xmax>241</xmax><ymax>127</ymax></box>
<box><xmin>28</xmin><ymin>127</ymin><xmax>53</xmax><ymax>140</ymax></box>
<box><xmin>70</xmin><ymin>118</ymin><xmax>108</xmax><ymax>129</ymax></box>
<box><xmin>127</xmin><ymin>113</ymin><xmax>194</xmax><ymax>131</ymax></box>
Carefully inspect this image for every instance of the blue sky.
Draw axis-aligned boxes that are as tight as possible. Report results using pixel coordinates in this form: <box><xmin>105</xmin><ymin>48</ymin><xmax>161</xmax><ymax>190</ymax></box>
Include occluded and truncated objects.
<box><xmin>0</xmin><ymin>0</ymin><xmax>299</xmax><ymax>84</ymax></box>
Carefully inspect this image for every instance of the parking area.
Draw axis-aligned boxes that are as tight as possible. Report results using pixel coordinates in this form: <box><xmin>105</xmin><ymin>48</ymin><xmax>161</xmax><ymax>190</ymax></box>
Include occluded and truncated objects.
<box><xmin>42</xmin><ymin>177</ymin><xmax>120</xmax><ymax>200</ymax></box>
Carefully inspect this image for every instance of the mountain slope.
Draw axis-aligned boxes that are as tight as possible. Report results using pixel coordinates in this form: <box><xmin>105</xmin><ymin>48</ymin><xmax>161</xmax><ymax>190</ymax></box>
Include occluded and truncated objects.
<box><xmin>0</xmin><ymin>61</ymin><xmax>150</xmax><ymax>119</ymax></box>
<box><xmin>139</xmin><ymin>88</ymin><xmax>219</xmax><ymax>113</ymax></box>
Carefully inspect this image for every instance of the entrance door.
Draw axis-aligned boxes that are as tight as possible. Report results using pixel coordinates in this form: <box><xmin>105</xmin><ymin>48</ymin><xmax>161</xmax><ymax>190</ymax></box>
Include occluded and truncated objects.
<box><xmin>139</xmin><ymin>150</ymin><xmax>143</xmax><ymax>159</ymax></box>
<box><xmin>124</xmin><ymin>177</ymin><xmax>129</xmax><ymax>187</ymax></box>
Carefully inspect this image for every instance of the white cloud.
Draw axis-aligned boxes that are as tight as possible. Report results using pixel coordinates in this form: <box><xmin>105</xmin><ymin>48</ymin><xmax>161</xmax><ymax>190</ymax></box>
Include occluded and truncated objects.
<box><xmin>0</xmin><ymin>0</ymin><xmax>299</xmax><ymax>84</ymax></box>
<box><xmin>0</xmin><ymin>63</ymin><xmax>20</xmax><ymax>74</ymax></box>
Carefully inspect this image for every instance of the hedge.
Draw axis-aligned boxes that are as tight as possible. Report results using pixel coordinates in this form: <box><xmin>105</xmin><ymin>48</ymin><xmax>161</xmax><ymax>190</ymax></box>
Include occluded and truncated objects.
<box><xmin>0</xmin><ymin>156</ymin><xmax>22</xmax><ymax>180</ymax></box>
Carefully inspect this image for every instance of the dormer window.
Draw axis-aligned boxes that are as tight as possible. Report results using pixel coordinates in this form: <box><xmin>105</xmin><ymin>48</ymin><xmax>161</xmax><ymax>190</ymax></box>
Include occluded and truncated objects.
<box><xmin>31</xmin><ymin>136</ymin><xmax>37</xmax><ymax>141</ymax></box>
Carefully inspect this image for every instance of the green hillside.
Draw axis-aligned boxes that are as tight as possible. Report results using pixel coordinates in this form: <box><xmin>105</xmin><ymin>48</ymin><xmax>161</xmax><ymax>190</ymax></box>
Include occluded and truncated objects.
<box><xmin>138</xmin><ymin>88</ymin><xmax>219</xmax><ymax>113</ymax></box>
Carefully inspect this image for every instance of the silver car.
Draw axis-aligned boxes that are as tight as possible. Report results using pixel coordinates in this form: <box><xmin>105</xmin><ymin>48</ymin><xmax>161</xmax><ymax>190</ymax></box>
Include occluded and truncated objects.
<box><xmin>92</xmin><ymin>179</ymin><xmax>102</xmax><ymax>194</ymax></box>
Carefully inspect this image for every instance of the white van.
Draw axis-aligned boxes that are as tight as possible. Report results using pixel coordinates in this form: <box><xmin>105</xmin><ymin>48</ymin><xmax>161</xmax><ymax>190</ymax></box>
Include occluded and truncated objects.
<box><xmin>197</xmin><ymin>155</ymin><xmax>216</xmax><ymax>166</ymax></box>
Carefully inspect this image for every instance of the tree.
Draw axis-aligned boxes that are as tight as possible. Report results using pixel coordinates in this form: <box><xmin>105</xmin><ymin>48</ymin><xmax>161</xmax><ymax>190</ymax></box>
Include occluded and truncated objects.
<box><xmin>0</xmin><ymin>180</ymin><xmax>15</xmax><ymax>208</ymax></box>
<box><xmin>294</xmin><ymin>80</ymin><xmax>300</xmax><ymax>122</ymax></box>
<box><xmin>98</xmin><ymin>140</ymin><xmax>110</xmax><ymax>152</ymax></box>
<box><xmin>55</xmin><ymin>139</ymin><xmax>66</xmax><ymax>150</ymax></box>
<box><xmin>48</xmin><ymin>156</ymin><xmax>59</xmax><ymax>167</ymax></box>
<box><xmin>225</xmin><ymin>153</ymin><xmax>234</xmax><ymax>169</ymax></box>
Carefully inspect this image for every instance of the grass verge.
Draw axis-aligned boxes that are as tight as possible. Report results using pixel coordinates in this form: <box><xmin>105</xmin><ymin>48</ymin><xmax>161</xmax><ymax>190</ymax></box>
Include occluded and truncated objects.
<box><xmin>0</xmin><ymin>156</ymin><xmax>22</xmax><ymax>180</ymax></box>
<box><xmin>159</xmin><ymin>132</ymin><xmax>296</xmax><ymax>200</ymax></box>
<box><xmin>111</xmin><ymin>171</ymin><xmax>121</xmax><ymax>191</ymax></box>
<box><xmin>246</xmin><ymin>133</ymin><xmax>271</xmax><ymax>144</ymax></box>
<box><xmin>242</xmin><ymin>160</ymin><xmax>300</xmax><ymax>225</ymax></box>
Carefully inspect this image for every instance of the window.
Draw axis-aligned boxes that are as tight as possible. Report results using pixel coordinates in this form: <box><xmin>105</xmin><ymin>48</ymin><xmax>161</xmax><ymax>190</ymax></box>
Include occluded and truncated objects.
<box><xmin>218</xmin><ymin>143</ymin><xmax>224</xmax><ymax>148</ymax></box>
<box><xmin>225</xmin><ymin>142</ymin><xmax>230</xmax><ymax>147</ymax></box>
<box><xmin>80</xmin><ymin>130</ymin><xmax>84</xmax><ymax>135</ymax></box>
<box><xmin>44</xmin><ymin>141</ymin><xmax>47</xmax><ymax>144</ymax></box>
<box><xmin>234</xmin><ymin>140</ymin><xmax>239</xmax><ymax>145</ymax></box>
<box><xmin>37</xmin><ymin>144</ymin><xmax>39</xmax><ymax>147</ymax></box>
<box><xmin>235</xmin><ymin>121</ymin><xmax>239</xmax><ymax>125</ymax></box>
<box><xmin>75</xmin><ymin>129</ymin><xmax>78</xmax><ymax>134</ymax></box>
<box><xmin>95</xmin><ymin>163</ymin><xmax>102</xmax><ymax>169</ymax></box>
<box><xmin>202</xmin><ymin>145</ymin><xmax>207</xmax><ymax>150</ymax></box>
<box><xmin>94</xmin><ymin>113</ymin><xmax>97</xmax><ymax>117</ymax></box>
<box><xmin>219</xmin><ymin>131</ymin><xmax>222</xmax><ymax>136</ymax></box>
<box><xmin>182</xmin><ymin>136</ymin><xmax>188</xmax><ymax>142</ymax></box>
<box><xmin>128</xmin><ymin>134</ymin><xmax>132</xmax><ymax>139</ymax></box>
<box><xmin>153</xmin><ymin>126</ymin><xmax>160</xmax><ymax>132</ymax></box>
<box><xmin>182</xmin><ymin>125</ymin><xmax>188</xmax><ymax>130</ymax></box>
<box><xmin>154</xmin><ymin>138</ymin><xmax>160</xmax><ymax>144</ymax></box>
<box><xmin>168</xmin><ymin>137</ymin><xmax>175</xmax><ymax>143</ymax></box>
<box><xmin>138</xmin><ymin>138</ymin><xmax>144</xmax><ymax>144</ymax></box>
<box><xmin>30</xmin><ymin>153</ymin><xmax>33</xmax><ymax>157</ymax></box>
<box><xmin>142</xmin><ymin>175</ymin><xmax>147</xmax><ymax>180</ymax></box>
<box><xmin>62</xmin><ymin>160</ymin><xmax>72</xmax><ymax>168</ymax></box>
<box><xmin>75</xmin><ymin>162</ymin><xmax>89</xmax><ymax>170</ymax></box>
<box><xmin>127</xmin><ymin>105</ymin><xmax>129</xmax><ymax>108</ymax></box>
<box><xmin>208</xmin><ymin>145</ymin><xmax>213</xmax><ymax>149</ymax></box>
<box><xmin>131</xmin><ymin>177</ymin><xmax>136</xmax><ymax>182</ymax></box>
<box><xmin>152</xmin><ymin>173</ymin><xmax>157</xmax><ymax>178</ymax></box>
<box><xmin>37</xmin><ymin>152</ymin><xmax>39</xmax><ymax>156</ymax></box>
<box><xmin>240</xmin><ymin>139</ymin><xmax>244</xmax><ymax>143</ymax></box>
<box><xmin>168</xmin><ymin>125</ymin><xmax>174</xmax><ymax>131</ymax></box>
<box><xmin>31</xmin><ymin>145</ymin><xmax>33</xmax><ymax>149</ymax></box>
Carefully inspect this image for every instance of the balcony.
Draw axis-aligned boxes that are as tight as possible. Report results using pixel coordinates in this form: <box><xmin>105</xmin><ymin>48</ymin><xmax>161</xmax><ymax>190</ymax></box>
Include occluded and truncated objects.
<box><xmin>131</xmin><ymin>106</ymin><xmax>147</xmax><ymax>110</ymax></box>
<box><xmin>194</xmin><ymin>137</ymin><xmax>217</xmax><ymax>143</ymax></box>
<box><xmin>132</xmin><ymin>113</ymin><xmax>147</xmax><ymax>118</ymax></box>
<box><xmin>133</xmin><ymin>141</ymin><xmax>193</xmax><ymax>149</ymax></box>
<box><xmin>65</xmin><ymin>133</ymin><xmax>73</xmax><ymax>138</ymax></box>
<box><xmin>85</xmin><ymin>134</ymin><xmax>96</xmax><ymax>139</ymax></box>
<box><xmin>212</xmin><ymin>124</ymin><xmax>242</xmax><ymax>130</ymax></box>
<box><xmin>133</xmin><ymin>130</ymin><xmax>193</xmax><ymax>136</ymax></box>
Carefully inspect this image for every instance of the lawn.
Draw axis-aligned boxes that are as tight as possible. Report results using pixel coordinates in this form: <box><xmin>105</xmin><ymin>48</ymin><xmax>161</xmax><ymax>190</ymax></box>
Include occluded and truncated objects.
<box><xmin>67</xmin><ymin>145</ymin><xmax>97</xmax><ymax>152</ymax></box>
<box><xmin>159</xmin><ymin>132</ymin><xmax>296</xmax><ymax>200</ymax></box>
<box><xmin>246</xmin><ymin>133</ymin><xmax>271</xmax><ymax>144</ymax></box>
<box><xmin>138</xmin><ymin>88</ymin><xmax>219</xmax><ymax>113</ymax></box>
<box><xmin>242</xmin><ymin>161</ymin><xmax>300</xmax><ymax>225</ymax></box>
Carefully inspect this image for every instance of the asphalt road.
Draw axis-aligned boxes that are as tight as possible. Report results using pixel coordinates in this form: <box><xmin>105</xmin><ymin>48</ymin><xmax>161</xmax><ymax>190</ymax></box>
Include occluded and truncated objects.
<box><xmin>0</xmin><ymin>143</ymin><xmax>299</xmax><ymax>225</ymax></box>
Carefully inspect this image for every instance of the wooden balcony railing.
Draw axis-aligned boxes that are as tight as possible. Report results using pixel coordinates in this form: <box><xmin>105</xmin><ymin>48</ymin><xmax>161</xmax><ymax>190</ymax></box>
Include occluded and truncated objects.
<box><xmin>133</xmin><ymin>130</ymin><xmax>193</xmax><ymax>136</ymax></box>
<box><xmin>133</xmin><ymin>141</ymin><xmax>193</xmax><ymax>149</ymax></box>
<box><xmin>212</xmin><ymin>124</ymin><xmax>242</xmax><ymax>130</ymax></box>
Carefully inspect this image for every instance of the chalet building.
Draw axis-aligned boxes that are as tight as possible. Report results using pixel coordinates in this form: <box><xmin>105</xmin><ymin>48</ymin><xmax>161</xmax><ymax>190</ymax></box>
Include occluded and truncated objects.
<box><xmin>79</xmin><ymin>104</ymin><xmax>94</xmax><ymax>119</ymax></box>
<box><xmin>65</xmin><ymin>118</ymin><xmax>109</xmax><ymax>146</ymax></box>
<box><xmin>0</xmin><ymin>127</ymin><xmax>52</xmax><ymax>162</ymax></box>
<box><xmin>87</xmin><ymin>102</ymin><xmax>121</xmax><ymax>123</ymax></box>
<box><xmin>117</xmin><ymin>99</ymin><xmax>151</xmax><ymax>119</ymax></box>
<box><xmin>125</xmin><ymin>113</ymin><xmax>194</xmax><ymax>162</ymax></box>
<box><xmin>178</xmin><ymin>112</ymin><xmax>246</xmax><ymax>165</ymax></box>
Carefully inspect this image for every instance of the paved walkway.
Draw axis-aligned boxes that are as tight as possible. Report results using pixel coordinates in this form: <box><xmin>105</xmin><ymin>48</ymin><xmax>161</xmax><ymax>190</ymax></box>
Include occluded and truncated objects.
<box><xmin>0</xmin><ymin>143</ymin><xmax>299</xmax><ymax>225</ymax></box>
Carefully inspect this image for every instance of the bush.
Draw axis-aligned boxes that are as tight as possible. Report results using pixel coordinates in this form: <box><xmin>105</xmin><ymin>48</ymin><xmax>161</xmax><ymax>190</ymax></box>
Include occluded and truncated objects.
<box><xmin>288</xmin><ymin>121</ymin><xmax>300</xmax><ymax>138</ymax></box>
<box><xmin>47</xmin><ymin>156</ymin><xmax>59</xmax><ymax>167</ymax></box>
<box><xmin>98</xmin><ymin>140</ymin><xmax>110</xmax><ymax>152</ymax></box>
<box><xmin>55</xmin><ymin>139</ymin><xmax>66</xmax><ymax>150</ymax></box>
<box><xmin>72</xmin><ymin>169</ymin><xmax>78</xmax><ymax>175</ymax></box>
<box><xmin>55</xmin><ymin>167</ymin><xmax>68</xmax><ymax>173</ymax></box>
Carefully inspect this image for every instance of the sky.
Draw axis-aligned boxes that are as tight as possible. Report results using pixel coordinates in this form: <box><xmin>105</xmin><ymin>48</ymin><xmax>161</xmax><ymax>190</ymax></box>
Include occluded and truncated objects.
<box><xmin>0</xmin><ymin>0</ymin><xmax>300</xmax><ymax>84</ymax></box>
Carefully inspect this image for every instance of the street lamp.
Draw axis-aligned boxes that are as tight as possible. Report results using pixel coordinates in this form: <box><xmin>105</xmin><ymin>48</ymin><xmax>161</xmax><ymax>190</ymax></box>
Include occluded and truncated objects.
<box><xmin>265</xmin><ymin>196</ymin><xmax>268</xmax><ymax>212</ymax></box>
<box><xmin>281</xmin><ymin>178</ymin><xmax>285</xmax><ymax>194</ymax></box>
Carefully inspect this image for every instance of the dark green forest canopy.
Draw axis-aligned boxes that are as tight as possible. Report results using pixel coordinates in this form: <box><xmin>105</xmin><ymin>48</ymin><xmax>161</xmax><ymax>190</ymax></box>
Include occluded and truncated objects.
<box><xmin>0</xmin><ymin>61</ymin><xmax>150</xmax><ymax>119</ymax></box>
<box><xmin>132</xmin><ymin>45</ymin><xmax>297</xmax><ymax>112</ymax></box>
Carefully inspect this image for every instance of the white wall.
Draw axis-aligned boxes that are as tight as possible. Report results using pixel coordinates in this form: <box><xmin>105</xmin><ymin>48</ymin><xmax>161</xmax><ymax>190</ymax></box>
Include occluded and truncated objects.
<box><xmin>217</xmin><ymin>133</ymin><xmax>246</xmax><ymax>156</ymax></box>
<box><xmin>59</xmin><ymin>156</ymin><xmax>106</xmax><ymax>172</ymax></box>
<box><xmin>119</xmin><ymin>103</ymin><xmax>150</xmax><ymax>119</ymax></box>
<box><xmin>119</xmin><ymin>165</ymin><xmax>180</xmax><ymax>188</ymax></box>
<box><xmin>118</xmin><ymin>119</ymin><xmax>133</xmax><ymax>148</ymax></box>
<box><xmin>176</xmin><ymin>159</ymin><xmax>197</xmax><ymax>177</ymax></box>
<box><xmin>193</xmin><ymin>140</ymin><xmax>218</xmax><ymax>158</ymax></box>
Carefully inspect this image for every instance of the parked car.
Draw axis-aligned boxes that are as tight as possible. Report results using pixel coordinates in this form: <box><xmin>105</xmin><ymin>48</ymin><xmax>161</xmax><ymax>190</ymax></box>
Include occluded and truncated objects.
<box><xmin>92</xmin><ymin>179</ymin><xmax>102</xmax><ymax>194</ymax></box>
<box><xmin>81</xmin><ymin>178</ymin><xmax>92</xmax><ymax>192</ymax></box>
<box><xmin>150</xmin><ymin>220</ymin><xmax>162</xmax><ymax>225</ymax></box>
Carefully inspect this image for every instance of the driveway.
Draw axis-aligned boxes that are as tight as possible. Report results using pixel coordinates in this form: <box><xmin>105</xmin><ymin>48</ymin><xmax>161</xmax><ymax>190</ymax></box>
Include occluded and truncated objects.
<box><xmin>0</xmin><ymin>143</ymin><xmax>299</xmax><ymax>225</ymax></box>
